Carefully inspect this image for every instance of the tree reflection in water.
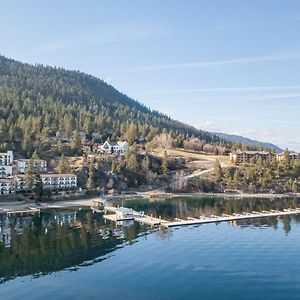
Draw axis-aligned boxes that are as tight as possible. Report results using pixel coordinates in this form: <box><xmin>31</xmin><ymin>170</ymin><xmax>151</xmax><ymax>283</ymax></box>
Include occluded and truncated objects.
<box><xmin>0</xmin><ymin>197</ymin><xmax>299</xmax><ymax>283</ymax></box>
<box><xmin>0</xmin><ymin>209</ymin><xmax>152</xmax><ymax>283</ymax></box>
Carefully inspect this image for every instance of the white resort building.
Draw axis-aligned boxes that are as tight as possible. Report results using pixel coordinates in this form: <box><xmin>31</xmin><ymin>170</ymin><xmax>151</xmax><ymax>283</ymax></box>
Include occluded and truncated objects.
<box><xmin>0</xmin><ymin>177</ymin><xmax>15</xmax><ymax>195</ymax></box>
<box><xmin>15</xmin><ymin>175</ymin><xmax>25</xmax><ymax>192</ymax></box>
<box><xmin>16</xmin><ymin>159</ymin><xmax>47</xmax><ymax>174</ymax></box>
<box><xmin>276</xmin><ymin>152</ymin><xmax>299</xmax><ymax>162</ymax></box>
<box><xmin>0</xmin><ymin>165</ymin><xmax>13</xmax><ymax>178</ymax></box>
<box><xmin>40</xmin><ymin>174</ymin><xmax>77</xmax><ymax>190</ymax></box>
<box><xmin>0</xmin><ymin>151</ymin><xmax>14</xmax><ymax>177</ymax></box>
<box><xmin>0</xmin><ymin>151</ymin><xmax>14</xmax><ymax>166</ymax></box>
<box><xmin>0</xmin><ymin>150</ymin><xmax>78</xmax><ymax>196</ymax></box>
<box><xmin>15</xmin><ymin>173</ymin><xmax>78</xmax><ymax>192</ymax></box>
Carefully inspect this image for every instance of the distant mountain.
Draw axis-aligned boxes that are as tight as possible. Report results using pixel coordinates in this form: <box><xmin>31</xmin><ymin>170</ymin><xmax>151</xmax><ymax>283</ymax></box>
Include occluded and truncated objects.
<box><xmin>214</xmin><ymin>132</ymin><xmax>283</xmax><ymax>153</ymax></box>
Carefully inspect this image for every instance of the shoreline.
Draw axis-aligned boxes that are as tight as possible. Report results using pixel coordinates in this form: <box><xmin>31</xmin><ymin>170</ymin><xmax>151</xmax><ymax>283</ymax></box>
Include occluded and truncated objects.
<box><xmin>0</xmin><ymin>191</ymin><xmax>299</xmax><ymax>212</ymax></box>
<box><xmin>172</xmin><ymin>192</ymin><xmax>298</xmax><ymax>199</ymax></box>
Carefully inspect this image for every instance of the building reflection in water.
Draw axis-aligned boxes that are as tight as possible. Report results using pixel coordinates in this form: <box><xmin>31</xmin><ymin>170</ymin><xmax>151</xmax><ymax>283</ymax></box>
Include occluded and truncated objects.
<box><xmin>0</xmin><ymin>197</ymin><xmax>299</xmax><ymax>283</ymax></box>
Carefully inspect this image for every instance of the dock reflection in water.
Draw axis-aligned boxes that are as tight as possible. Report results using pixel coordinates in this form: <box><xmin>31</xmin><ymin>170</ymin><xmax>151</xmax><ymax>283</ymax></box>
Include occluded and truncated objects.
<box><xmin>0</xmin><ymin>208</ymin><xmax>153</xmax><ymax>284</ymax></box>
<box><xmin>0</xmin><ymin>196</ymin><xmax>300</xmax><ymax>300</ymax></box>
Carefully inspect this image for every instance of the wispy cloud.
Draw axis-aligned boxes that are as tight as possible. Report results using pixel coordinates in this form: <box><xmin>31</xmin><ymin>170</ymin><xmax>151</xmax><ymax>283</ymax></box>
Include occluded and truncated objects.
<box><xmin>232</xmin><ymin>128</ymin><xmax>300</xmax><ymax>151</ymax></box>
<box><xmin>122</xmin><ymin>52</ymin><xmax>300</xmax><ymax>73</ymax></box>
<box><xmin>29</xmin><ymin>24</ymin><xmax>171</xmax><ymax>55</ymax></box>
<box><xmin>213</xmin><ymin>15</ymin><xmax>300</xmax><ymax>32</ymax></box>
<box><xmin>193</xmin><ymin>120</ymin><xmax>221</xmax><ymax>132</ymax></box>
<box><xmin>133</xmin><ymin>85</ymin><xmax>300</xmax><ymax>96</ymax></box>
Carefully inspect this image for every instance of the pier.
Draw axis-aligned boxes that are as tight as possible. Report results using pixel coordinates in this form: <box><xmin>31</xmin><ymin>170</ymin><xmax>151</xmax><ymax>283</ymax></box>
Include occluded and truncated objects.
<box><xmin>92</xmin><ymin>199</ymin><xmax>300</xmax><ymax>228</ymax></box>
<box><xmin>2</xmin><ymin>207</ymin><xmax>41</xmax><ymax>217</ymax></box>
<box><xmin>92</xmin><ymin>200</ymin><xmax>168</xmax><ymax>226</ymax></box>
<box><xmin>163</xmin><ymin>208</ymin><xmax>300</xmax><ymax>227</ymax></box>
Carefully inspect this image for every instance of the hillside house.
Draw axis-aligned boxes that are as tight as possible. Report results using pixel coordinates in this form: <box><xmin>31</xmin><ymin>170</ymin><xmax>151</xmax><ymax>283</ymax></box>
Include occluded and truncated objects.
<box><xmin>101</xmin><ymin>141</ymin><xmax>129</xmax><ymax>155</ymax></box>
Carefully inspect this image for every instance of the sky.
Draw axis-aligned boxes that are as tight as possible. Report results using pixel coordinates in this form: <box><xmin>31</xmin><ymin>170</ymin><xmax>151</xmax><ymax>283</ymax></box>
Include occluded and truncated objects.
<box><xmin>1</xmin><ymin>0</ymin><xmax>300</xmax><ymax>150</ymax></box>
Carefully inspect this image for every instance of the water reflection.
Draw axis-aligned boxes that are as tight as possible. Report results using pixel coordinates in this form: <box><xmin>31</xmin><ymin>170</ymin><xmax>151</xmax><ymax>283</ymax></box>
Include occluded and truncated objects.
<box><xmin>0</xmin><ymin>209</ymin><xmax>152</xmax><ymax>284</ymax></box>
<box><xmin>0</xmin><ymin>196</ymin><xmax>299</xmax><ymax>284</ymax></box>
<box><xmin>123</xmin><ymin>196</ymin><xmax>300</xmax><ymax>233</ymax></box>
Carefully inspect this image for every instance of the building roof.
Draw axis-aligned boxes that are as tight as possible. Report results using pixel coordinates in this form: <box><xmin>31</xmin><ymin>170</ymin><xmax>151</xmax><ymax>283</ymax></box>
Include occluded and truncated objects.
<box><xmin>235</xmin><ymin>151</ymin><xmax>273</xmax><ymax>155</ymax></box>
<box><xmin>17</xmin><ymin>159</ymin><xmax>46</xmax><ymax>162</ymax></box>
<box><xmin>104</xmin><ymin>140</ymin><xmax>128</xmax><ymax>147</ymax></box>
<box><xmin>116</xmin><ymin>207</ymin><xmax>134</xmax><ymax>214</ymax></box>
<box><xmin>277</xmin><ymin>152</ymin><xmax>298</xmax><ymax>156</ymax></box>
<box><xmin>117</xmin><ymin>141</ymin><xmax>128</xmax><ymax>147</ymax></box>
<box><xmin>107</xmin><ymin>141</ymin><xmax>118</xmax><ymax>146</ymax></box>
<box><xmin>40</xmin><ymin>174</ymin><xmax>76</xmax><ymax>178</ymax></box>
<box><xmin>0</xmin><ymin>178</ymin><xmax>15</xmax><ymax>183</ymax></box>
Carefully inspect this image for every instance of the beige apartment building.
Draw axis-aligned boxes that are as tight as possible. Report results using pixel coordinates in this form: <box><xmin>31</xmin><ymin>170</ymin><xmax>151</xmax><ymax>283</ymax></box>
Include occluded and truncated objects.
<box><xmin>276</xmin><ymin>152</ymin><xmax>299</xmax><ymax>162</ymax></box>
<box><xmin>230</xmin><ymin>151</ymin><xmax>274</xmax><ymax>164</ymax></box>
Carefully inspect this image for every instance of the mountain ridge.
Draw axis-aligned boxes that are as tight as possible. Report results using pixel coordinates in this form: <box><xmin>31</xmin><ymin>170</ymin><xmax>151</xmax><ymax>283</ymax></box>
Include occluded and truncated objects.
<box><xmin>214</xmin><ymin>132</ymin><xmax>283</xmax><ymax>152</ymax></box>
<box><xmin>0</xmin><ymin>54</ymin><xmax>282</xmax><ymax>154</ymax></box>
<box><xmin>0</xmin><ymin>54</ymin><xmax>216</xmax><ymax>140</ymax></box>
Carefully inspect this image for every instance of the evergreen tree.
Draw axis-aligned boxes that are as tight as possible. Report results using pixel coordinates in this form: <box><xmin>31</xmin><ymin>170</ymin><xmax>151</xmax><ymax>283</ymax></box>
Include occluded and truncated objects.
<box><xmin>142</xmin><ymin>154</ymin><xmax>151</xmax><ymax>173</ymax></box>
<box><xmin>31</xmin><ymin>150</ymin><xmax>39</xmax><ymax>160</ymax></box>
<box><xmin>116</xmin><ymin>156</ymin><xmax>125</xmax><ymax>173</ymax></box>
<box><xmin>56</xmin><ymin>155</ymin><xmax>71</xmax><ymax>173</ymax></box>
<box><xmin>24</xmin><ymin>158</ymin><xmax>35</xmax><ymax>191</ymax></box>
<box><xmin>32</xmin><ymin>174</ymin><xmax>43</xmax><ymax>199</ymax></box>
<box><xmin>127</xmin><ymin>153</ymin><xmax>139</xmax><ymax>172</ymax></box>
<box><xmin>111</xmin><ymin>160</ymin><xmax>116</xmax><ymax>173</ymax></box>
<box><xmin>24</xmin><ymin>151</ymin><xmax>45</xmax><ymax>196</ymax></box>
<box><xmin>213</xmin><ymin>159</ymin><xmax>222</xmax><ymax>182</ymax></box>
<box><xmin>291</xmin><ymin>181</ymin><xmax>298</xmax><ymax>193</ymax></box>
<box><xmin>161</xmin><ymin>151</ymin><xmax>169</xmax><ymax>176</ymax></box>
<box><xmin>283</xmin><ymin>148</ymin><xmax>291</xmax><ymax>168</ymax></box>
<box><xmin>127</xmin><ymin>122</ymin><xmax>137</xmax><ymax>145</ymax></box>
<box><xmin>86</xmin><ymin>158</ymin><xmax>95</xmax><ymax>190</ymax></box>
<box><xmin>71</xmin><ymin>131</ymin><xmax>81</xmax><ymax>154</ymax></box>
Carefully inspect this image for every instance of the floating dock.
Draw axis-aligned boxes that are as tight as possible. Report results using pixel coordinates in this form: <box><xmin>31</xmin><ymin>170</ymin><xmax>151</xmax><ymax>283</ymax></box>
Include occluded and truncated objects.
<box><xmin>92</xmin><ymin>199</ymin><xmax>300</xmax><ymax>228</ymax></box>
<box><xmin>2</xmin><ymin>207</ymin><xmax>41</xmax><ymax>217</ymax></box>
<box><xmin>163</xmin><ymin>208</ymin><xmax>300</xmax><ymax>227</ymax></box>
<box><xmin>102</xmin><ymin>204</ymin><xmax>166</xmax><ymax>226</ymax></box>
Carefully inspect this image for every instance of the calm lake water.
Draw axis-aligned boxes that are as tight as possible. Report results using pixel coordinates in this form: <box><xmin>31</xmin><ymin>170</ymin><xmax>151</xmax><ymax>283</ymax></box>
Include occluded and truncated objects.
<box><xmin>1</xmin><ymin>196</ymin><xmax>300</xmax><ymax>300</ymax></box>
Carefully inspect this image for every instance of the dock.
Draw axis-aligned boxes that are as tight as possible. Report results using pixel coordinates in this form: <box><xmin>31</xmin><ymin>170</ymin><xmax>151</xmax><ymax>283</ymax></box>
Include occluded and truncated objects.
<box><xmin>3</xmin><ymin>207</ymin><xmax>41</xmax><ymax>217</ymax></box>
<box><xmin>92</xmin><ymin>199</ymin><xmax>300</xmax><ymax>228</ymax></box>
<box><xmin>92</xmin><ymin>200</ymin><xmax>167</xmax><ymax>226</ymax></box>
<box><xmin>163</xmin><ymin>208</ymin><xmax>300</xmax><ymax>227</ymax></box>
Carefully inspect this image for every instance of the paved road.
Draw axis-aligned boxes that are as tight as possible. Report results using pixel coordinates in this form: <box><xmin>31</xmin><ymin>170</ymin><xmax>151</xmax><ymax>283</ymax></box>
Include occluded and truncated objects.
<box><xmin>148</xmin><ymin>156</ymin><xmax>220</xmax><ymax>193</ymax></box>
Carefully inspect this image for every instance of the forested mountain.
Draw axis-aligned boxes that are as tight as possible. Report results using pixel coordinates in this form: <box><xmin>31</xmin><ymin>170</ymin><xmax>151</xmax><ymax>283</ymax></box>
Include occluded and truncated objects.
<box><xmin>214</xmin><ymin>132</ymin><xmax>283</xmax><ymax>153</ymax></box>
<box><xmin>0</xmin><ymin>55</ymin><xmax>220</xmax><ymax>157</ymax></box>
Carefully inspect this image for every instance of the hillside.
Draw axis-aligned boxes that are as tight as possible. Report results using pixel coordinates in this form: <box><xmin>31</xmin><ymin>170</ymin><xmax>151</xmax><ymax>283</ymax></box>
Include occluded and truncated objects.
<box><xmin>0</xmin><ymin>55</ymin><xmax>220</xmax><ymax>157</ymax></box>
<box><xmin>214</xmin><ymin>132</ymin><xmax>283</xmax><ymax>153</ymax></box>
<box><xmin>0</xmin><ymin>55</ymin><xmax>283</xmax><ymax>159</ymax></box>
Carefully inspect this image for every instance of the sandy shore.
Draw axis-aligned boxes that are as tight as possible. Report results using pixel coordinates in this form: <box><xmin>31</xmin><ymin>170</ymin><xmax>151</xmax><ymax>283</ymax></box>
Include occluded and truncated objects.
<box><xmin>0</xmin><ymin>200</ymin><xmax>30</xmax><ymax>211</ymax></box>
<box><xmin>0</xmin><ymin>197</ymin><xmax>100</xmax><ymax>211</ymax></box>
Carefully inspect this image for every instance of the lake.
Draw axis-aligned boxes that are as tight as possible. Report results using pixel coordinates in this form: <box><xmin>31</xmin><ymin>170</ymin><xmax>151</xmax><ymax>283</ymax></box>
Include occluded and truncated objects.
<box><xmin>1</xmin><ymin>196</ymin><xmax>300</xmax><ymax>300</ymax></box>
